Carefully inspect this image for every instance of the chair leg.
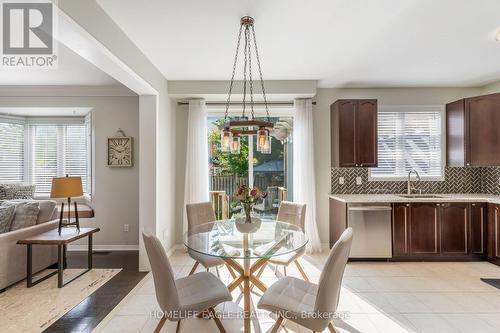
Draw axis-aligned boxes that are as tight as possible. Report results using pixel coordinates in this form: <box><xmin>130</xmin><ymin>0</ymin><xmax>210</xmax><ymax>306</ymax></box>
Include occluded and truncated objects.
<box><xmin>154</xmin><ymin>316</ymin><xmax>167</xmax><ymax>333</ymax></box>
<box><xmin>283</xmin><ymin>266</ymin><xmax>287</xmax><ymax>276</ymax></box>
<box><xmin>189</xmin><ymin>261</ymin><xmax>199</xmax><ymax>275</ymax></box>
<box><xmin>175</xmin><ymin>320</ymin><xmax>183</xmax><ymax>333</ymax></box>
<box><xmin>270</xmin><ymin>316</ymin><xmax>284</xmax><ymax>333</ymax></box>
<box><xmin>294</xmin><ymin>260</ymin><xmax>310</xmax><ymax>282</ymax></box>
<box><xmin>328</xmin><ymin>322</ymin><xmax>337</xmax><ymax>333</ymax></box>
<box><xmin>209</xmin><ymin>307</ymin><xmax>227</xmax><ymax>333</ymax></box>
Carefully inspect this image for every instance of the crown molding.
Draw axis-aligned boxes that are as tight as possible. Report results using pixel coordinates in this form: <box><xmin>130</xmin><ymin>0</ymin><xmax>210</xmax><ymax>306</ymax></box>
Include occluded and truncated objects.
<box><xmin>0</xmin><ymin>85</ymin><xmax>137</xmax><ymax>97</ymax></box>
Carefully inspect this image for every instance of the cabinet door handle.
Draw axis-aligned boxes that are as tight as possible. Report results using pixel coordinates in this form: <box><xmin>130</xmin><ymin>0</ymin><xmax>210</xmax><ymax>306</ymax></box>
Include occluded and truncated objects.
<box><xmin>406</xmin><ymin>204</ymin><xmax>410</xmax><ymax>207</ymax></box>
<box><xmin>472</xmin><ymin>203</ymin><xmax>476</xmax><ymax>206</ymax></box>
<box><xmin>466</xmin><ymin>163</ymin><xmax>470</xmax><ymax>166</ymax></box>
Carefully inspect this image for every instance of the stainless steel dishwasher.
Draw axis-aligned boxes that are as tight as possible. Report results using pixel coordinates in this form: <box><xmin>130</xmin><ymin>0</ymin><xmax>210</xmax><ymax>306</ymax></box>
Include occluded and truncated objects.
<box><xmin>347</xmin><ymin>203</ymin><xmax>392</xmax><ymax>258</ymax></box>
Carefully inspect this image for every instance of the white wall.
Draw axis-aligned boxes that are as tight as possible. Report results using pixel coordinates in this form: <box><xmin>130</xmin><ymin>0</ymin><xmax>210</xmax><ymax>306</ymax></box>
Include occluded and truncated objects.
<box><xmin>313</xmin><ymin>87</ymin><xmax>482</xmax><ymax>243</ymax></box>
<box><xmin>55</xmin><ymin>0</ymin><xmax>176</xmax><ymax>270</ymax></box>
<box><xmin>481</xmin><ymin>80</ymin><xmax>500</xmax><ymax>95</ymax></box>
<box><xmin>0</xmin><ymin>95</ymin><xmax>140</xmax><ymax>248</ymax></box>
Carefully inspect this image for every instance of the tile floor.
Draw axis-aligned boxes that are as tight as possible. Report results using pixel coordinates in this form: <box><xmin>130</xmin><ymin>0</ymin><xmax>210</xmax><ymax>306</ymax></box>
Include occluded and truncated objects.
<box><xmin>94</xmin><ymin>251</ymin><xmax>500</xmax><ymax>333</ymax></box>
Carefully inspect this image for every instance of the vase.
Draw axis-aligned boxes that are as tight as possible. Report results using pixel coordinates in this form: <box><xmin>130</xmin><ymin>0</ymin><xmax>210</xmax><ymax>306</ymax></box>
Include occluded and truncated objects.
<box><xmin>242</xmin><ymin>203</ymin><xmax>253</xmax><ymax>223</ymax></box>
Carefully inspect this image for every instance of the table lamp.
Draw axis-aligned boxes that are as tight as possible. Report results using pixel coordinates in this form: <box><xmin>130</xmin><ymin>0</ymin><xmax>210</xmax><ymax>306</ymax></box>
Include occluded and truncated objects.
<box><xmin>50</xmin><ymin>176</ymin><xmax>83</xmax><ymax>234</ymax></box>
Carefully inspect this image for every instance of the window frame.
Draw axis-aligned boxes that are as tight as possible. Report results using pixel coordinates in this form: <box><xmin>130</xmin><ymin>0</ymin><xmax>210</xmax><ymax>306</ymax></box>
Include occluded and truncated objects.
<box><xmin>0</xmin><ymin>114</ymin><xmax>93</xmax><ymax>198</ymax></box>
<box><xmin>368</xmin><ymin>105</ymin><xmax>446</xmax><ymax>182</ymax></box>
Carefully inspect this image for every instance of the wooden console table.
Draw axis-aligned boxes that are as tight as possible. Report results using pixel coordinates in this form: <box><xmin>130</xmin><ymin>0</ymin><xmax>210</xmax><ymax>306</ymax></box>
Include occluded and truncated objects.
<box><xmin>17</xmin><ymin>227</ymin><xmax>100</xmax><ymax>288</ymax></box>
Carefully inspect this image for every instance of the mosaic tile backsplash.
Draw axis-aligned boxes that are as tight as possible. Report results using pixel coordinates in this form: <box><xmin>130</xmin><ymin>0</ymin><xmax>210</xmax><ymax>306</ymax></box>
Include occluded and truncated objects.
<box><xmin>331</xmin><ymin>167</ymin><xmax>500</xmax><ymax>195</ymax></box>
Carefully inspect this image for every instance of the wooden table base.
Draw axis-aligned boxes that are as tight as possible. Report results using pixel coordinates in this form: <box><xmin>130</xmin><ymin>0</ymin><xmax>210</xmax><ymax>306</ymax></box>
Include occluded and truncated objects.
<box><xmin>224</xmin><ymin>257</ymin><xmax>269</xmax><ymax>333</ymax></box>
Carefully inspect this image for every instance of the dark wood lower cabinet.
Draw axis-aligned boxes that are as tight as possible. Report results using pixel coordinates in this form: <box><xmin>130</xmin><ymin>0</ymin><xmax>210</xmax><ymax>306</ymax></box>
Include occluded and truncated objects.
<box><xmin>470</xmin><ymin>203</ymin><xmax>487</xmax><ymax>256</ymax></box>
<box><xmin>488</xmin><ymin>204</ymin><xmax>500</xmax><ymax>260</ymax></box>
<box><xmin>393</xmin><ymin>202</ymin><xmax>487</xmax><ymax>259</ymax></box>
<box><xmin>409</xmin><ymin>203</ymin><xmax>439</xmax><ymax>255</ymax></box>
<box><xmin>440</xmin><ymin>203</ymin><xmax>468</xmax><ymax>255</ymax></box>
<box><xmin>392</xmin><ymin>204</ymin><xmax>409</xmax><ymax>256</ymax></box>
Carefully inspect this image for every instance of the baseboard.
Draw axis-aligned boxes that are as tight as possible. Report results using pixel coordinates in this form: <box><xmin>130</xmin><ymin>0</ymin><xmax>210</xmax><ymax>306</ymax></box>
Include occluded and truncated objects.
<box><xmin>67</xmin><ymin>244</ymin><xmax>139</xmax><ymax>251</ymax></box>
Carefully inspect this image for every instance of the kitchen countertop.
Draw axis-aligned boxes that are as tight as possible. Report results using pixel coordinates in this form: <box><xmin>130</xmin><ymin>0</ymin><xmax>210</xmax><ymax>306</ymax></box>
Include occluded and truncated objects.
<box><xmin>329</xmin><ymin>193</ymin><xmax>500</xmax><ymax>204</ymax></box>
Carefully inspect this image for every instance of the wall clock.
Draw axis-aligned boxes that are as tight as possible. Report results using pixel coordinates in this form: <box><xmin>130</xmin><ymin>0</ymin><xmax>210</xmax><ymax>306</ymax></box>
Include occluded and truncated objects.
<box><xmin>107</xmin><ymin>129</ymin><xmax>133</xmax><ymax>167</ymax></box>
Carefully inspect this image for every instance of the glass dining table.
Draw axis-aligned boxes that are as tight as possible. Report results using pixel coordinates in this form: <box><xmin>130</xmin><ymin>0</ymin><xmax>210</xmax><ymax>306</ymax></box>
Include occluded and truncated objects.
<box><xmin>184</xmin><ymin>218</ymin><xmax>308</xmax><ymax>333</ymax></box>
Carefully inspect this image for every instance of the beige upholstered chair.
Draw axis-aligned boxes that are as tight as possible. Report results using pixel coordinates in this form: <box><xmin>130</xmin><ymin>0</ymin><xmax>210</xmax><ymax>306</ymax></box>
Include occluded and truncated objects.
<box><xmin>255</xmin><ymin>201</ymin><xmax>309</xmax><ymax>281</ymax></box>
<box><xmin>258</xmin><ymin>228</ymin><xmax>353</xmax><ymax>333</ymax></box>
<box><xmin>186</xmin><ymin>202</ymin><xmax>227</xmax><ymax>276</ymax></box>
<box><xmin>142</xmin><ymin>232</ymin><xmax>232</xmax><ymax>333</ymax></box>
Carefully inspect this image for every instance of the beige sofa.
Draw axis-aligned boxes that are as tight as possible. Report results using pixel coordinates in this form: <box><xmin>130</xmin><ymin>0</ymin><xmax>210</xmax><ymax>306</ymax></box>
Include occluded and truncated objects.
<box><xmin>0</xmin><ymin>201</ymin><xmax>59</xmax><ymax>290</ymax></box>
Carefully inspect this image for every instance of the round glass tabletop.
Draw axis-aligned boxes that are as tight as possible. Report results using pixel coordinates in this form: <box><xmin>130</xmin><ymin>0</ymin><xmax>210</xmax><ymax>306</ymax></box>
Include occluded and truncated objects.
<box><xmin>184</xmin><ymin>218</ymin><xmax>308</xmax><ymax>259</ymax></box>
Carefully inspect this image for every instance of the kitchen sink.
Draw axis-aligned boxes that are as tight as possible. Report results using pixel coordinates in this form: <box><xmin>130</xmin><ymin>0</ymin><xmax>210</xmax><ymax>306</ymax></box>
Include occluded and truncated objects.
<box><xmin>398</xmin><ymin>194</ymin><xmax>443</xmax><ymax>199</ymax></box>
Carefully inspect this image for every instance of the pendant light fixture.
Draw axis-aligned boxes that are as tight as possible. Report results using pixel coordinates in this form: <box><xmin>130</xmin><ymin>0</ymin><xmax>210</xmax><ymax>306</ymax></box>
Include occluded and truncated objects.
<box><xmin>220</xmin><ymin>16</ymin><xmax>273</xmax><ymax>154</ymax></box>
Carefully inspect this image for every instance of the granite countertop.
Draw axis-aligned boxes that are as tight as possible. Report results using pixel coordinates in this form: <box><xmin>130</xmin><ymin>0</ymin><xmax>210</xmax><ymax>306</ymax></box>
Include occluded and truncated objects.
<box><xmin>329</xmin><ymin>193</ymin><xmax>500</xmax><ymax>204</ymax></box>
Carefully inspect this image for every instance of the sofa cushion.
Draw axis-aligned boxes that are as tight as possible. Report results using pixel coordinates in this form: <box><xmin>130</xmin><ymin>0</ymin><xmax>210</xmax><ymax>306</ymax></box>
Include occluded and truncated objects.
<box><xmin>4</xmin><ymin>184</ymin><xmax>36</xmax><ymax>200</ymax></box>
<box><xmin>0</xmin><ymin>203</ymin><xmax>16</xmax><ymax>233</ymax></box>
<box><xmin>10</xmin><ymin>202</ymin><xmax>40</xmax><ymax>231</ymax></box>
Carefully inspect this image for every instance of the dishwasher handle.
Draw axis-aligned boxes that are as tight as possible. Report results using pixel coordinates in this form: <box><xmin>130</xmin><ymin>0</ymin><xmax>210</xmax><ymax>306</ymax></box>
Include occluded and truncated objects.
<box><xmin>348</xmin><ymin>206</ymin><xmax>392</xmax><ymax>212</ymax></box>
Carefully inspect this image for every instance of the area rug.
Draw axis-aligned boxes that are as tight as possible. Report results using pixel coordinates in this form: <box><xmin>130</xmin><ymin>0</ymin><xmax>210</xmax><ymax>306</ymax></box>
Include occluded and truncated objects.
<box><xmin>0</xmin><ymin>268</ymin><xmax>120</xmax><ymax>333</ymax></box>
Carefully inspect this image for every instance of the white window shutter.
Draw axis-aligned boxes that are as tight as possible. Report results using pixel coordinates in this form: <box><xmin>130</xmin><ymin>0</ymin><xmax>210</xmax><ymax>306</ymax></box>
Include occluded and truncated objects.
<box><xmin>0</xmin><ymin>121</ymin><xmax>25</xmax><ymax>183</ymax></box>
<box><xmin>370</xmin><ymin>106</ymin><xmax>443</xmax><ymax>179</ymax></box>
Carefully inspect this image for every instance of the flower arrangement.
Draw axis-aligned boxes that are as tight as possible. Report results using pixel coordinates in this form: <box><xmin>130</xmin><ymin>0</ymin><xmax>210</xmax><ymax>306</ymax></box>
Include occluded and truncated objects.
<box><xmin>234</xmin><ymin>185</ymin><xmax>267</xmax><ymax>223</ymax></box>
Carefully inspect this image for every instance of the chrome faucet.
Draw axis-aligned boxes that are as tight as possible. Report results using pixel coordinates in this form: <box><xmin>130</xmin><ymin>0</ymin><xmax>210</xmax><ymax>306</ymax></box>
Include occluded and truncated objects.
<box><xmin>407</xmin><ymin>169</ymin><xmax>421</xmax><ymax>195</ymax></box>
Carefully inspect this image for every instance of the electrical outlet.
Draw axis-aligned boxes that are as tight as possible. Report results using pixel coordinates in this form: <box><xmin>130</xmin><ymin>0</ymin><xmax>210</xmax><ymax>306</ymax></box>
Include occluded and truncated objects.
<box><xmin>338</xmin><ymin>177</ymin><xmax>345</xmax><ymax>185</ymax></box>
<box><xmin>356</xmin><ymin>177</ymin><xmax>362</xmax><ymax>185</ymax></box>
<box><xmin>124</xmin><ymin>224</ymin><xmax>129</xmax><ymax>232</ymax></box>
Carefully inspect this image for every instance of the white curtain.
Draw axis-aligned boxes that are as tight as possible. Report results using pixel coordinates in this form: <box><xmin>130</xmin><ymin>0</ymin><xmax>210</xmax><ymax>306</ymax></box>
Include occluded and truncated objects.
<box><xmin>183</xmin><ymin>99</ymin><xmax>209</xmax><ymax>236</ymax></box>
<box><xmin>293</xmin><ymin>98</ymin><xmax>322</xmax><ymax>253</ymax></box>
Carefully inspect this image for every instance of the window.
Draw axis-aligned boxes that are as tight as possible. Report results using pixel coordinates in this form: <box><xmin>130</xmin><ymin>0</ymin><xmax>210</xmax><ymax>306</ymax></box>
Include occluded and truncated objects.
<box><xmin>0</xmin><ymin>115</ymin><xmax>92</xmax><ymax>196</ymax></box>
<box><xmin>369</xmin><ymin>106</ymin><xmax>444</xmax><ymax>180</ymax></box>
<box><xmin>0</xmin><ymin>121</ymin><xmax>25</xmax><ymax>183</ymax></box>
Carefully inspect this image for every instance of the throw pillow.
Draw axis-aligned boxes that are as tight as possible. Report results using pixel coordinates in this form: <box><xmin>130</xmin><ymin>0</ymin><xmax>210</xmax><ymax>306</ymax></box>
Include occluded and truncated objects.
<box><xmin>10</xmin><ymin>201</ymin><xmax>40</xmax><ymax>231</ymax></box>
<box><xmin>4</xmin><ymin>184</ymin><xmax>36</xmax><ymax>200</ymax></box>
<box><xmin>0</xmin><ymin>184</ymin><xmax>15</xmax><ymax>200</ymax></box>
<box><xmin>0</xmin><ymin>203</ymin><xmax>16</xmax><ymax>233</ymax></box>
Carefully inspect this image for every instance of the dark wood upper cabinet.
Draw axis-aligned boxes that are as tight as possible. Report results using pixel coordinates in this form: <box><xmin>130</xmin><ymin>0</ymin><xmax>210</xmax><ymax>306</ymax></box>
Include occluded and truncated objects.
<box><xmin>470</xmin><ymin>203</ymin><xmax>486</xmax><ymax>255</ymax></box>
<box><xmin>440</xmin><ymin>203</ymin><xmax>468</xmax><ymax>255</ymax></box>
<box><xmin>409</xmin><ymin>203</ymin><xmax>439</xmax><ymax>255</ymax></box>
<box><xmin>331</xmin><ymin>99</ymin><xmax>377</xmax><ymax>167</ymax></box>
<box><xmin>446</xmin><ymin>93</ymin><xmax>500</xmax><ymax>166</ymax></box>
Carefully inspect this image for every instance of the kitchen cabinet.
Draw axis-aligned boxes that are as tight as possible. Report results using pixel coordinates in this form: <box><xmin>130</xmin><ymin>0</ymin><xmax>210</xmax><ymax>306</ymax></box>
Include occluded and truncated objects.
<box><xmin>393</xmin><ymin>202</ymin><xmax>485</xmax><ymax>259</ymax></box>
<box><xmin>409</xmin><ymin>203</ymin><xmax>440</xmax><ymax>255</ymax></box>
<box><xmin>392</xmin><ymin>204</ymin><xmax>409</xmax><ymax>256</ymax></box>
<box><xmin>331</xmin><ymin>99</ymin><xmax>377</xmax><ymax>167</ymax></box>
<box><xmin>487</xmin><ymin>203</ymin><xmax>500</xmax><ymax>261</ymax></box>
<box><xmin>440</xmin><ymin>203</ymin><xmax>468</xmax><ymax>255</ymax></box>
<box><xmin>470</xmin><ymin>203</ymin><xmax>487</xmax><ymax>255</ymax></box>
<box><xmin>446</xmin><ymin>93</ymin><xmax>500</xmax><ymax>166</ymax></box>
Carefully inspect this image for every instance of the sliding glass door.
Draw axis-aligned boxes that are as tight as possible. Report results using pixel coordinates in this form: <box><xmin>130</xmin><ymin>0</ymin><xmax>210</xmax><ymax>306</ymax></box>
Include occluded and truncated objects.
<box><xmin>208</xmin><ymin>116</ymin><xmax>293</xmax><ymax>219</ymax></box>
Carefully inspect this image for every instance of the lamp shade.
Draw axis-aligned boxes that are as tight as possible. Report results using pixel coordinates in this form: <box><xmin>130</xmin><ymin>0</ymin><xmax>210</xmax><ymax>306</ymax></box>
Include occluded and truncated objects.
<box><xmin>50</xmin><ymin>176</ymin><xmax>83</xmax><ymax>198</ymax></box>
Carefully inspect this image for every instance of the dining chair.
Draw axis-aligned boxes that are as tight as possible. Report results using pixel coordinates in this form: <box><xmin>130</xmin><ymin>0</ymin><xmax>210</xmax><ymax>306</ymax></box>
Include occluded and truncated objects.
<box><xmin>186</xmin><ymin>202</ymin><xmax>230</xmax><ymax>277</ymax></box>
<box><xmin>255</xmin><ymin>201</ymin><xmax>309</xmax><ymax>281</ymax></box>
<box><xmin>142</xmin><ymin>232</ymin><xmax>232</xmax><ymax>333</ymax></box>
<box><xmin>257</xmin><ymin>228</ymin><xmax>353</xmax><ymax>333</ymax></box>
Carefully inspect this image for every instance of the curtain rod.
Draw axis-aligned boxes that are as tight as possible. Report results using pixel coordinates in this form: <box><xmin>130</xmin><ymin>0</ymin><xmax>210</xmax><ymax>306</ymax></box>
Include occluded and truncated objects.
<box><xmin>177</xmin><ymin>101</ymin><xmax>316</xmax><ymax>106</ymax></box>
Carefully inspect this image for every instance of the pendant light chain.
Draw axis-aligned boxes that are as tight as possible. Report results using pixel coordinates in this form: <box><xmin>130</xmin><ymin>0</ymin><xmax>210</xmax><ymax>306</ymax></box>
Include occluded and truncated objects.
<box><xmin>223</xmin><ymin>24</ymin><xmax>243</xmax><ymax>122</ymax></box>
<box><xmin>251</xmin><ymin>25</ymin><xmax>271</xmax><ymax>122</ymax></box>
<box><xmin>242</xmin><ymin>25</ymin><xmax>249</xmax><ymax>119</ymax></box>
<box><xmin>247</xmin><ymin>26</ymin><xmax>255</xmax><ymax>120</ymax></box>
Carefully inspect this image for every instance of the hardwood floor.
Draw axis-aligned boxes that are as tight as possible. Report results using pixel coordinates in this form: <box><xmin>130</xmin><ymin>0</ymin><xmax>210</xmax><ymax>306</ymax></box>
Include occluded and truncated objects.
<box><xmin>43</xmin><ymin>250</ymin><xmax>146</xmax><ymax>333</ymax></box>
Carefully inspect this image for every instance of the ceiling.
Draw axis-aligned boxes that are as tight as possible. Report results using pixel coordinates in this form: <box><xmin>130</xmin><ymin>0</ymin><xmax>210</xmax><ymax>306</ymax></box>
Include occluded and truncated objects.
<box><xmin>0</xmin><ymin>42</ymin><xmax>120</xmax><ymax>86</ymax></box>
<box><xmin>97</xmin><ymin>0</ymin><xmax>500</xmax><ymax>88</ymax></box>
